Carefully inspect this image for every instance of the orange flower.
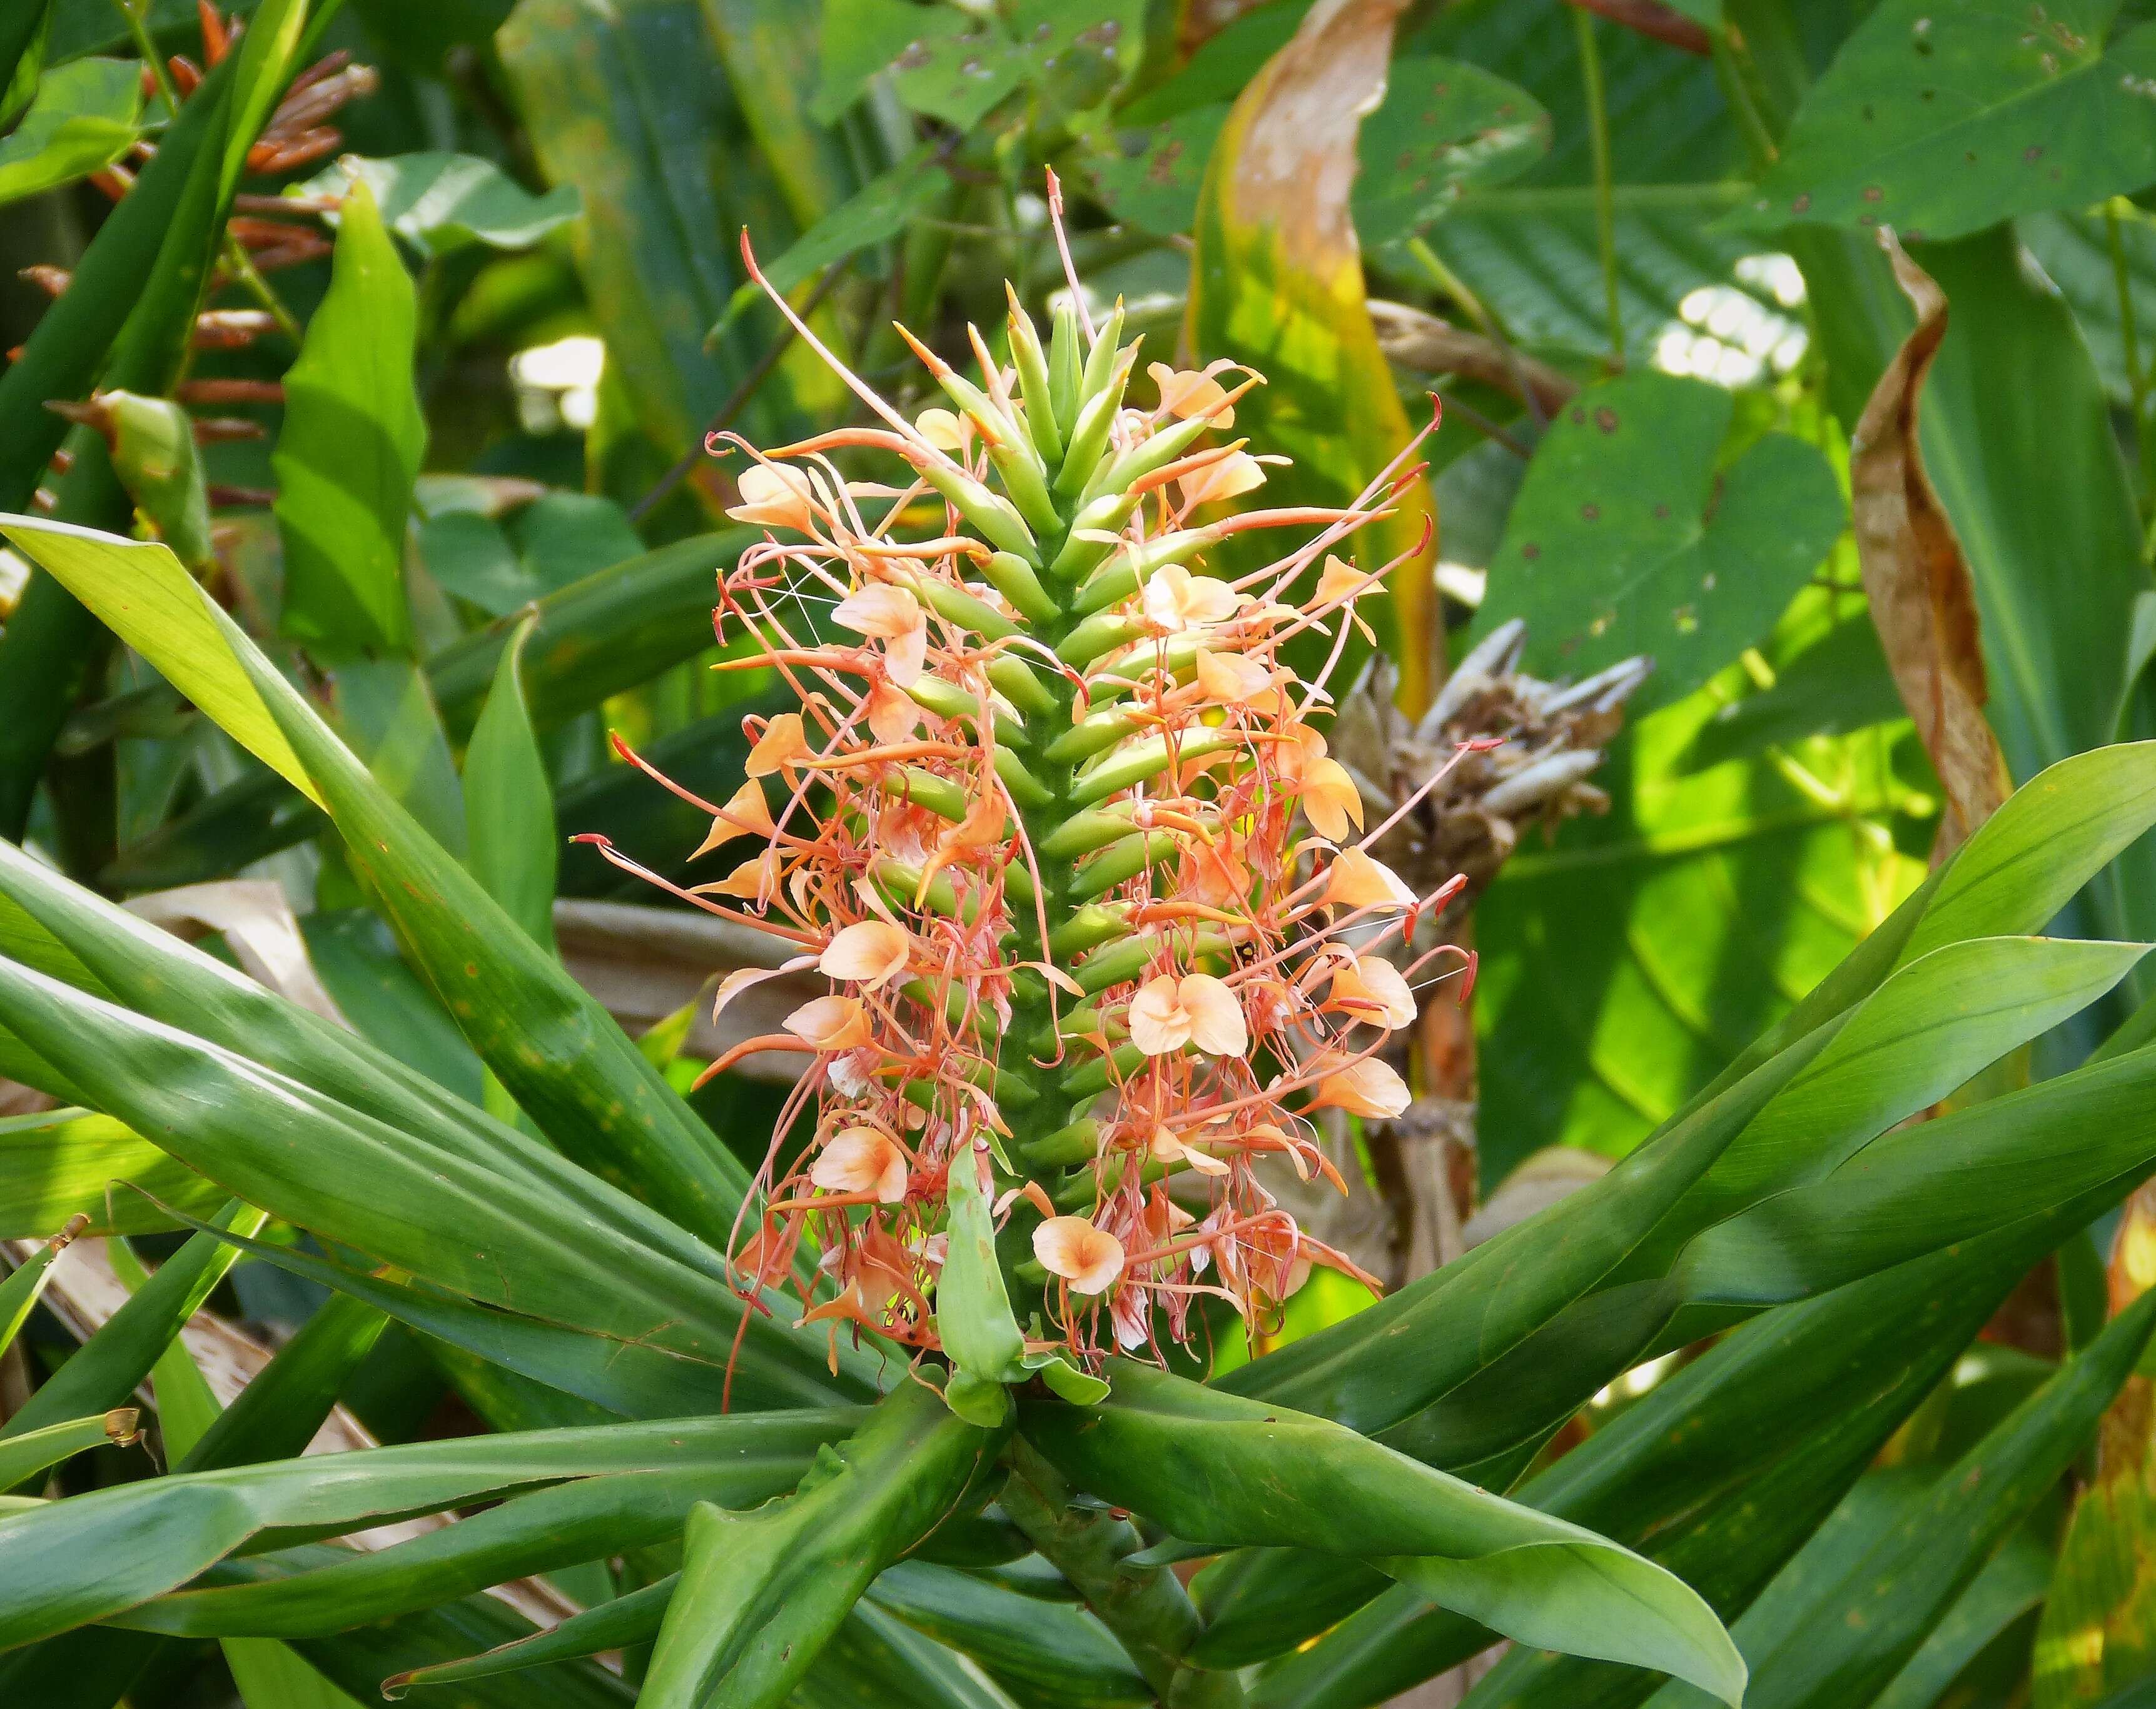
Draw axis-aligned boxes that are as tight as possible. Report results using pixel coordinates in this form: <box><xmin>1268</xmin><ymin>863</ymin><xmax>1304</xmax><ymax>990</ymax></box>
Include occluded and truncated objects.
<box><xmin>1144</xmin><ymin>565</ymin><xmax>1242</xmax><ymax>632</ymax></box>
<box><xmin>1312</xmin><ymin>1057</ymin><xmax>1412</xmax><ymax>1119</ymax></box>
<box><xmin>1149</xmin><ymin>361</ymin><xmax>1234</xmax><ymax>430</ymax></box>
<box><xmin>1193</xmin><ymin>647</ymin><xmax>1276</xmax><ymax>707</ymax></box>
<box><xmin>726</xmin><ymin>461</ymin><xmax>815</xmax><ymax>530</ymax></box>
<box><xmin>866</xmin><ymin>680</ymin><xmax>923</xmax><ymax>744</ymax></box>
<box><xmin>1324</xmin><ymin>846</ymin><xmax>1416</xmax><ymax>912</ymax></box>
<box><xmin>1299</xmin><ymin>756</ymin><xmax>1365</xmax><ymax>842</ymax></box>
<box><xmin>1150</xmin><ymin>1123</ymin><xmax>1230</xmax><ymax>1176</ymax></box>
<box><xmin>1177</xmin><ymin>450</ymin><xmax>1265</xmax><ymax>509</ymax></box>
<box><xmin>746</xmin><ymin>712</ymin><xmax>809</xmax><ymax>777</ymax></box>
<box><xmin>1128</xmin><ymin>972</ymin><xmax>1247</xmax><ymax>1057</ymax></box>
<box><xmin>702</xmin><ymin>847</ymin><xmax>778</xmax><ymax>900</ymax></box>
<box><xmin>810</xmin><ymin>1126</ymin><xmax>908</xmax><ymax>1203</ymax></box>
<box><xmin>833</xmin><ymin>583</ymin><xmax>929</xmax><ymax>686</ymax></box>
<box><xmin>784</xmin><ymin>994</ymin><xmax>874</xmax><ymax>1051</ymax></box>
<box><xmin>1329</xmin><ymin>953</ymin><xmax>1415</xmax><ymax>1029</ymax></box>
<box><xmin>820</xmin><ymin>919</ymin><xmax>912</xmax><ymax>989</ymax></box>
<box><xmin>1033</xmin><ymin>1216</ymin><xmax>1126</xmax><ymax>1296</ymax></box>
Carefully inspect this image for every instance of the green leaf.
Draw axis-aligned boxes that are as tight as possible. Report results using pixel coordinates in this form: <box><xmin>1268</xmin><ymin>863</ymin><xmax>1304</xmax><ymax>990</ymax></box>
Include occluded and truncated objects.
<box><xmin>865</xmin><ymin>1560</ymin><xmax>1150</xmax><ymax>1709</ymax></box>
<box><xmin>640</xmin><ymin>1385</ymin><xmax>1005</xmax><ymax>1709</ymax></box>
<box><xmin>696</xmin><ymin>0</ymin><xmax>863</xmax><ymax>227</ymax></box>
<box><xmin>0</xmin><ymin>1211</ymin><xmax>84</xmax><ymax>1356</ymax></box>
<box><xmin>0</xmin><ymin>1202</ymin><xmax>263</xmax><ymax>1449</ymax></box>
<box><xmin>933</xmin><ymin>1138</ymin><xmax>1025</xmax><ymax>1427</ymax></box>
<box><xmin>0</xmin><ymin>1107</ymin><xmax>225</xmax><ymax>1237</ymax></box>
<box><xmin>178</xmin><ymin>1293</ymin><xmax>390</xmax><ymax>1475</ymax></box>
<box><xmin>1649</xmin><ymin>1289</ymin><xmax>2156</xmax><ymax>1708</ymax></box>
<box><xmin>0</xmin><ymin>1412</ymin><xmax>848</xmax><ymax>1651</ymax></box>
<box><xmin>330</xmin><ymin>655</ymin><xmax>468</xmax><ymax>855</ymax></box>
<box><xmin>0</xmin><ymin>56</ymin><xmax>138</xmax><ymax>207</ymax></box>
<box><xmin>273</xmin><ymin>177</ymin><xmax>426</xmax><ymax>655</ymax></box>
<box><xmin>1352</xmin><ymin>56</ymin><xmax>1551</xmax><ymax>248</ymax></box>
<box><xmin>0</xmin><ymin>1410</ymin><xmax>136</xmax><ymax>1491</ymax></box>
<box><xmin>1738</xmin><ymin>3</ymin><xmax>2156</xmax><ymax>242</ymax></box>
<box><xmin>0</xmin><ymin>517</ymin><xmax>325</xmax><ymax>807</ymax></box>
<box><xmin>1870</xmin><ymin>1518</ymin><xmax>2053</xmax><ymax>1709</ymax></box>
<box><xmin>1025</xmin><ymin>1364</ymin><xmax>1744</xmax><ymax>1705</ymax></box>
<box><xmin>1088</xmin><ymin>106</ymin><xmax>1225</xmax><ymax>238</ymax></box>
<box><xmin>811</xmin><ymin>0</ymin><xmax>965</xmax><ymax>123</ymax></box>
<box><xmin>293</xmin><ymin>152</ymin><xmax>580</xmax><ymax>257</ymax></box>
<box><xmin>1475</xmin><ymin>371</ymin><xmax>1846</xmax><ymax>713</ymax></box>
<box><xmin>462</xmin><ymin>615</ymin><xmax>557</xmax><ymax>955</ymax></box>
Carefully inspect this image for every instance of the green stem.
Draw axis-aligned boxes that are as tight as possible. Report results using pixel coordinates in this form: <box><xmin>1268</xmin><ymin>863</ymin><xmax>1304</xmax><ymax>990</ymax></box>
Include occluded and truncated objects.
<box><xmin>1573</xmin><ymin>6</ymin><xmax>1624</xmax><ymax>370</ymax></box>
<box><xmin>1000</xmin><ymin>1438</ymin><xmax>1243</xmax><ymax>1708</ymax></box>
<box><xmin>221</xmin><ymin>234</ymin><xmax>303</xmax><ymax>344</ymax></box>
<box><xmin>2106</xmin><ymin>199</ymin><xmax>2156</xmax><ymax>533</ymax></box>
<box><xmin>113</xmin><ymin>0</ymin><xmax>181</xmax><ymax>114</ymax></box>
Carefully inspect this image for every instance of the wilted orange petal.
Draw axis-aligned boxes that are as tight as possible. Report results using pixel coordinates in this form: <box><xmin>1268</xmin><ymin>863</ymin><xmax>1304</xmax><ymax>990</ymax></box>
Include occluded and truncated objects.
<box><xmin>811</xmin><ymin>1126</ymin><xmax>908</xmax><ymax>1203</ymax></box>
<box><xmin>1178</xmin><ymin>973</ymin><xmax>1247</xmax><ymax>1057</ymax></box>
<box><xmin>1033</xmin><ymin>1216</ymin><xmax>1126</xmax><ymax>1296</ymax></box>
<box><xmin>1325</xmin><ymin>846</ymin><xmax>1415</xmax><ymax>911</ymax></box>
<box><xmin>821</xmin><ymin>919</ymin><xmax>912</xmax><ymax>988</ymax></box>
<box><xmin>1128</xmin><ymin>975</ymin><xmax>1191</xmax><ymax>1056</ymax></box>
<box><xmin>784</xmin><ymin>994</ymin><xmax>874</xmax><ymax>1051</ymax></box>
<box><xmin>747</xmin><ymin>712</ymin><xmax>808</xmax><ymax>777</ymax></box>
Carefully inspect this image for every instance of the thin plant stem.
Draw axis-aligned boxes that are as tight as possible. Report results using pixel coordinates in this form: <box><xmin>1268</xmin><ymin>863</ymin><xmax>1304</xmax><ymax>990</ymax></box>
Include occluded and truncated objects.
<box><xmin>221</xmin><ymin>236</ymin><xmax>303</xmax><ymax>343</ymax></box>
<box><xmin>113</xmin><ymin>0</ymin><xmax>181</xmax><ymax>113</ymax></box>
<box><xmin>1405</xmin><ymin>235</ymin><xmax>1549</xmax><ymax>429</ymax></box>
<box><xmin>1574</xmin><ymin>6</ymin><xmax>1624</xmax><ymax>370</ymax></box>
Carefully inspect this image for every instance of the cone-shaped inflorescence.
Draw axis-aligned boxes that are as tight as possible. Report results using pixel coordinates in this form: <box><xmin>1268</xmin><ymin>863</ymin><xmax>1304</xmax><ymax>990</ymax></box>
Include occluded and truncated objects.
<box><xmin>591</xmin><ymin>204</ymin><xmax>1470</xmax><ymax>1408</ymax></box>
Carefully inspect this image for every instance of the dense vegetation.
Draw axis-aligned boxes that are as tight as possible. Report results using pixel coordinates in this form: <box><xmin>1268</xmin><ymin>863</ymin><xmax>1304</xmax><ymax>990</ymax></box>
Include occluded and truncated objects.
<box><xmin>11</xmin><ymin>1</ymin><xmax>2156</xmax><ymax>1706</ymax></box>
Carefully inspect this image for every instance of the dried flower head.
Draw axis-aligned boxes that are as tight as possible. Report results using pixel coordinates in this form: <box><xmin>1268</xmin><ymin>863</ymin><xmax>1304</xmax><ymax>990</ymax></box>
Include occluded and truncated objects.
<box><xmin>586</xmin><ymin>184</ymin><xmax>1472</xmax><ymax>1397</ymax></box>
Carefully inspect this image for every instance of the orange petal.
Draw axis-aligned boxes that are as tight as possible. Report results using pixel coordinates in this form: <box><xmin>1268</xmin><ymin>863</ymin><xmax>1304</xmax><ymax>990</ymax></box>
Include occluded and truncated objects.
<box><xmin>821</xmin><ymin>919</ymin><xmax>912</xmax><ymax>989</ymax></box>
<box><xmin>1194</xmin><ymin>647</ymin><xmax>1273</xmax><ymax>705</ymax></box>
<box><xmin>1301</xmin><ymin>756</ymin><xmax>1365</xmax><ymax>842</ymax></box>
<box><xmin>692</xmin><ymin>778</ymin><xmax>776</xmax><ymax>858</ymax></box>
<box><xmin>726</xmin><ymin>462</ymin><xmax>814</xmax><ymax>530</ymax></box>
<box><xmin>746</xmin><ymin>712</ymin><xmax>808</xmax><ymax>778</ymax></box>
<box><xmin>784</xmin><ymin>994</ymin><xmax>874</xmax><ymax>1051</ymax></box>
<box><xmin>811</xmin><ymin>1126</ymin><xmax>908</xmax><ymax>1203</ymax></box>
<box><xmin>867</xmin><ymin>680</ymin><xmax>923</xmax><ymax>744</ymax></box>
<box><xmin>1330</xmin><ymin>954</ymin><xmax>1415</xmax><ymax>1029</ymax></box>
<box><xmin>1313</xmin><ymin>1057</ymin><xmax>1411</xmax><ymax>1119</ymax></box>
<box><xmin>1127</xmin><ymin>974</ymin><xmax>1190</xmax><ymax>1056</ymax></box>
<box><xmin>1150</xmin><ymin>360</ymin><xmax>1234</xmax><ymax>430</ymax></box>
<box><xmin>1033</xmin><ymin>1216</ymin><xmax>1126</xmax><ymax>1296</ymax></box>
<box><xmin>1178</xmin><ymin>973</ymin><xmax>1247</xmax><ymax>1057</ymax></box>
<box><xmin>833</xmin><ymin>582</ymin><xmax>922</xmax><ymax>640</ymax></box>
<box><xmin>1324</xmin><ymin>846</ymin><xmax>1416</xmax><ymax>912</ymax></box>
<box><xmin>1177</xmin><ymin>450</ymin><xmax>1265</xmax><ymax>509</ymax></box>
<box><xmin>702</xmin><ymin>847</ymin><xmax>779</xmax><ymax>900</ymax></box>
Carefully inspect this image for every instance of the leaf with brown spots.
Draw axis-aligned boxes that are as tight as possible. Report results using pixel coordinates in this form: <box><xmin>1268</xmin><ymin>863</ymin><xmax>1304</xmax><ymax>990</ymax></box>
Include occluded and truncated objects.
<box><xmin>1849</xmin><ymin>232</ymin><xmax>2012</xmax><ymax>859</ymax></box>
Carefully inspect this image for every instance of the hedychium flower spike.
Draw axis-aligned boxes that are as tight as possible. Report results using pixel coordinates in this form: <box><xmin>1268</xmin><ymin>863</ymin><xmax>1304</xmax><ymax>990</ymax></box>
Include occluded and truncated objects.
<box><xmin>585</xmin><ymin>191</ymin><xmax>1472</xmax><ymax>1418</ymax></box>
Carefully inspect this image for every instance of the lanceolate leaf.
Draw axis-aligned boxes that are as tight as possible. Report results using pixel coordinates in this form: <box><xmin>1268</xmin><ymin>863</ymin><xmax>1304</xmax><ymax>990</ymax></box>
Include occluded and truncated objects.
<box><xmin>463</xmin><ymin>614</ymin><xmax>557</xmax><ymax>955</ymax></box>
<box><xmin>0</xmin><ymin>1413</ymin><xmax>849</xmax><ymax>1651</ymax></box>
<box><xmin>1024</xmin><ymin>1364</ymin><xmax>1744</xmax><ymax>1704</ymax></box>
<box><xmin>0</xmin><ymin>56</ymin><xmax>138</xmax><ymax>206</ymax></box>
<box><xmin>273</xmin><ymin>178</ymin><xmax>426</xmax><ymax>655</ymax></box>
<box><xmin>293</xmin><ymin>152</ymin><xmax>581</xmax><ymax>257</ymax></box>
<box><xmin>0</xmin><ymin>1409</ymin><xmax>136</xmax><ymax>1491</ymax></box>
<box><xmin>0</xmin><ymin>1108</ymin><xmax>224</xmax><ymax>1237</ymax></box>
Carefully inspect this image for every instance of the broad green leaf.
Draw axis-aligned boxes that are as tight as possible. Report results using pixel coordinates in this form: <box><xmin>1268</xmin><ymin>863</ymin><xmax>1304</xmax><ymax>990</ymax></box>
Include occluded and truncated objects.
<box><xmin>330</xmin><ymin>655</ymin><xmax>467</xmax><ymax>855</ymax></box>
<box><xmin>1090</xmin><ymin>106</ymin><xmax>1225</xmax><ymax>237</ymax></box>
<box><xmin>0</xmin><ymin>57</ymin><xmax>137</xmax><ymax>207</ymax></box>
<box><xmin>696</xmin><ymin>0</ymin><xmax>861</xmax><ymax>226</ymax></box>
<box><xmin>1025</xmin><ymin>1364</ymin><xmax>1744</xmax><ymax>1705</ymax></box>
<box><xmin>0</xmin><ymin>1413</ymin><xmax>847</xmax><ymax>1650</ymax></box>
<box><xmin>293</xmin><ymin>151</ymin><xmax>580</xmax><ymax>256</ymax></box>
<box><xmin>274</xmin><ymin>178</ymin><xmax>426</xmax><ymax>655</ymax></box>
<box><xmin>0</xmin><ymin>1410</ymin><xmax>136</xmax><ymax>1491</ymax></box>
<box><xmin>216</xmin><ymin>0</ymin><xmax>308</xmax><ymax>203</ymax></box>
<box><xmin>1352</xmin><ymin>56</ymin><xmax>1550</xmax><ymax>247</ymax></box>
<box><xmin>0</xmin><ymin>0</ymin><xmax>49</xmax><ymax>126</ymax></box>
<box><xmin>1871</xmin><ymin>1518</ymin><xmax>2053</xmax><ymax>1709</ymax></box>
<box><xmin>0</xmin><ymin>1107</ymin><xmax>225</xmax><ymax>1237</ymax></box>
<box><xmin>1188</xmin><ymin>0</ymin><xmax>1438</xmax><ymax>707</ymax></box>
<box><xmin>179</xmin><ymin>1293</ymin><xmax>390</xmax><ymax>1474</ymax></box>
<box><xmin>463</xmin><ymin>615</ymin><xmax>557</xmax><ymax>954</ymax></box>
<box><xmin>1474</xmin><ymin>371</ymin><xmax>1845</xmax><ymax>713</ymax></box>
<box><xmin>382</xmin><ymin>1575</ymin><xmax>677</xmax><ymax>1695</ymax></box>
<box><xmin>640</xmin><ymin>1385</ymin><xmax>1005</xmax><ymax>1709</ymax></box>
<box><xmin>0</xmin><ymin>518</ymin><xmax>324</xmax><ymax>807</ymax></box>
<box><xmin>420</xmin><ymin>510</ymin><xmax>540</xmax><ymax>618</ymax></box>
<box><xmin>0</xmin><ymin>1202</ymin><xmax>262</xmax><ymax>1451</ymax></box>
<box><xmin>840</xmin><ymin>0</ymin><xmax>1141</xmax><ymax>132</ymax></box>
<box><xmin>1738</xmin><ymin>2</ymin><xmax>2156</xmax><ymax>242</ymax></box>
<box><xmin>1651</xmin><ymin>1290</ymin><xmax>2156</xmax><ymax>1708</ymax></box>
<box><xmin>225</xmin><ymin>1643</ymin><xmax>368</xmax><ymax>1709</ymax></box>
<box><xmin>716</xmin><ymin>144</ymin><xmax>953</xmax><ymax>335</ymax></box>
<box><xmin>810</xmin><ymin>0</ymin><xmax>967</xmax><ymax>123</ymax></box>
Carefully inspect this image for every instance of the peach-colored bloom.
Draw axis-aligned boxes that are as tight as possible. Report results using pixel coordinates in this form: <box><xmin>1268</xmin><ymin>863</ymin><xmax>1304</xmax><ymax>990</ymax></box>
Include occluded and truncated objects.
<box><xmin>1300</xmin><ymin>756</ymin><xmax>1365</xmax><ymax>842</ymax></box>
<box><xmin>1034</xmin><ymin>1216</ymin><xmax>1126</xmax><ymax>1296</ymax></box>
<box><xmin>784</xmin><ymin>994</ymin><xmax>874</xmax><ymax>1051</ymax></box>
<box><xmin>866</xmin><ymin>680</ymin><xmax>923</xmax><ymax>744</ymax></box>
<box><xmin>1194</xmin><ymin>647</ymin><xmax>1275</xmax><ymax>707</ymax></box>
<box><xmin>1128</xmin><ymin>972</ymin><xmax>1247</xmax><ymax>1057</ymax></box>
<box><xmin>1149</xmin><ymin>361</ymin><xmax>1234</xmax><ymax>430</ymax></box>
<box><xmin>1312</xmin><ymin>1057</ymin><xmax>1412</xmax><ymax>1119</ymax></box>
<box><xmin>1324</xmin><ymin>846</ymin><xmax>1416</xmax><ymax>911</ymax></box>
<box><xmin>821</xmin><ymin>920</ymin><xmax>912</xmax><ymax>988</ymax></box>
<box><xmin>1329</xmin><ymin>953</ymin><xmax>1416</xmax><ymax>1029</ymax></box>
<box><xmin>833</xmin><ymin>583</ymin><xmax>928</xmax><ymax>685</ymax></box>
<box><xmin>810</xmin><ymin>1126</ymin><xmax>908</xmax><ymax>1203</ymax></box>
<box><xmin>1150</xmin><ymin>1124</ymin><xmax>1230</xmax><ymax>1176</ymax></box>
<box><xmin>1177</xmin><ymin>450</ymin><xmax>1265</xmax><ymax>509</ymax></box>
<box><xmin>702</xmin><ymin>847</ymin><xmax>778</xmax><ymax>900</ymax></box>
<box><xmin>692</xmin><ymin>778</ymin><xmax>776</xmax><ymax>858</ymax></box>
<box><xmin>726</xmin><ymin>461</ymin><xmax>815</xmax><ymax>530</ymax></box>
<box><xmin>746</xmin><ymin>712</ymin><xmax>809</xmax><ymax>777</ymax></box>
<box><xmin>1144</xmin><ymin>565</ymin><xmax>1241</xmax><ymax>632</ymax></box>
